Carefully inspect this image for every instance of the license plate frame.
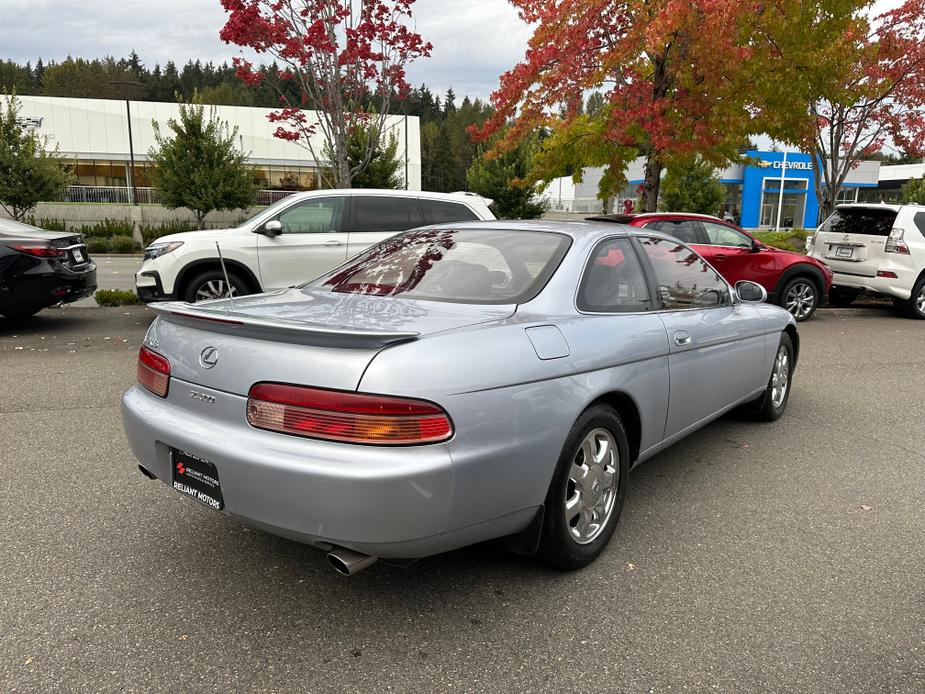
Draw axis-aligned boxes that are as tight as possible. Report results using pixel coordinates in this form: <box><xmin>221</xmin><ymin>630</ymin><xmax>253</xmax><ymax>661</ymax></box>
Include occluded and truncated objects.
<box><xmin>71</xmin><ymin>248</ymin><xmax>86</xmax><ymax>264</ymax></box>
<box><xmin>171</xmin><ymin>449</ymin><xmax>224</xmax><ymax>511</ymax></box>
<box><xmin>833</xmin><ymin>245</ymin><xmax>855</xmax><ymax>259</ymax></box>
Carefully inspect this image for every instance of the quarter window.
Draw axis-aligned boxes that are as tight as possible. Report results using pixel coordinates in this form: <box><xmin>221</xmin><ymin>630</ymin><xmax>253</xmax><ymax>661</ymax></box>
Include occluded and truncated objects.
<box><xmin>644</xmin><ymin>220</ymin><xmax>700</xmax><ymax>244</ymax></box>
<box><xmin>420</xmin><ymin>199</ymin><xmax>480</xmax><ymax>224</ymax></box>
<box><xmin>639</xmin><ymin>237</ymin><xmax>729</xmax><ymax>309</ymax></box>
<box><xmin>701</xmin><ymin>221</ymin><xmax>753</xmax><ymax>248</ymax></box>
<box><xmin>578</xmin><ymin>238</ymin><xmax>651</xmax><ymax>312</ymax></box>
<box><xmin>352</xmin><ymin>196</ymin><xmax>424</xmax><ymax>233</ymax></box>
<box><xmin>275</xmin><ymin>197</ymin><xmax>345</xmax><ymax>234</ymax></box>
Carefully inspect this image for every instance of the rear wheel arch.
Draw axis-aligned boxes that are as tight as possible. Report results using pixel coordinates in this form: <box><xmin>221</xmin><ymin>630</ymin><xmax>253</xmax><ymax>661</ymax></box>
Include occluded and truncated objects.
<box><xmin>588</xmin><ymin>391</ymin><xmax>641</xmax><ymax>464</ymax></box>
<box><xmin>175</xmin><ymin>259</ymin><xmax>261</xmax><ymax>298</ymax></box>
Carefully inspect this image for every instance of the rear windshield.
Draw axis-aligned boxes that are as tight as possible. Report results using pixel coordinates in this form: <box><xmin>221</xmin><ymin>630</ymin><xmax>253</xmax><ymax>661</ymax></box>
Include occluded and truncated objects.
<box><xmin>311</xmin><ymin>228</ymin><xmax>572</xmax><ymax>304</ymax></box>
<box><xmin>820</xmin><ymin>208</ymin><xmax>898</xmax><ymax>236</ymax></box>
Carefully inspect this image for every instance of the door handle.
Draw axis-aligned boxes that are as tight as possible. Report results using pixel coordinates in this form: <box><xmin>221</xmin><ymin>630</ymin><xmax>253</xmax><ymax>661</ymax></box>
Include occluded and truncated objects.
<box><xmin>673</xmin><ymin>331</ymin><xmax>691</xmax><ymax>346</ymax></box>
<box><xmin>714</xmin><ymin>253</ymin><xmax>729</xmax><ymax>261</ymax></box>
<box><xmin>324</xmin><ymin>240</ymin><xmax>344</xmax><ymax>246</ymax></box>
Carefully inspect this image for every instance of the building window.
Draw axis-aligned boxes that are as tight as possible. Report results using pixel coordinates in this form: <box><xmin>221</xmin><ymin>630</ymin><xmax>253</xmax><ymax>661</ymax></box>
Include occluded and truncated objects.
<box><xmin>835</xmin><ymin>187</ymin><xmax>858</xmax><ymax>204</ymax></box>
<box><xmin>760</xmin><ymin>178</ymin><xmax>808</xmax><ymax>228</ymax></box>
<box><xmin>721</xmin><ymin>184</ymin><xmax>742</xmax><ymax>222</ymax></box>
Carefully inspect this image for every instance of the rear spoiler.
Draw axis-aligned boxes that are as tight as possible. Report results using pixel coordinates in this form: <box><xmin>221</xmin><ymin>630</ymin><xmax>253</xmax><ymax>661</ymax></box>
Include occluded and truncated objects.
<box><xmin>147</xmin><ymin>302</ymin><xmax>420</xmax><ymax>349</ymax></box>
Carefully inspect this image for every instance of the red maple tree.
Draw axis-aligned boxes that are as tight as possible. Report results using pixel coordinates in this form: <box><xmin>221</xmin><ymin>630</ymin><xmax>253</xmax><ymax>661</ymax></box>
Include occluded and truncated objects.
<box><xmin>220</xmin><ymin>0</ymin><xmax>431</xmax><ymax>187</ymax></box>
<box><xmin>473</xmin><ymin>0</ymin><xmax>764</xmax><ymax>211</ymax></box>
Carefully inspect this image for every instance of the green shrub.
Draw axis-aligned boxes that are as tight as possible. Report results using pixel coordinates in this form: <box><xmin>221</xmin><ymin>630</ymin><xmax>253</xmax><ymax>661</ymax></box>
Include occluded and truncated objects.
<box><xmin>752</xmin><ymin>229</ymin><xmax>811</xmax><ymax>253</ymax></box>
<box><xmin>108</xmin><ymin>235</ymin><xmax>138</xmax><ymax>253</ymax></box>
<box><xmin>140</xmin><ymin>220</ymin><xmax>198</xmax><ymax>246</ymax></box>
<box><xmin>84</xmin><ymin>236</ymin><xmax>111</xmax><ymax>254</ymax></box>
<box><xmin>94</xmin><ymin>289</ymin><xmax>144</xmax><ymax>306</ymax></box>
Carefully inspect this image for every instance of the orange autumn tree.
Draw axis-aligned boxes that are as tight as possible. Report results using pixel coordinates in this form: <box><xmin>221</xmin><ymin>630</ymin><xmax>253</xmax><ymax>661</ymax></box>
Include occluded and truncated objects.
<box><xmin>474</xmin><ymin>0</ymin><xmax>772</xmax><ymax>211</ymax></box>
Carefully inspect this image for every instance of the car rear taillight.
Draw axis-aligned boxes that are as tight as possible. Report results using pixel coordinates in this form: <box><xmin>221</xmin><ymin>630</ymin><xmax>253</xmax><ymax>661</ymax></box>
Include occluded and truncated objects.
<box><xmin>885</xmin><ymin>228</ymin><xmax>910</xmax><ymax>254</ymax></box>
<box><xmin>246</xmin><ymin>383</ymin><xmax>453</xmax><ymax>445</ymax></box>
<box><xmin>877</xmin><ymin>270</ymin><xmax>898</xmax><ymax>279</ymax></box>
<box><xmin>137</xmin><ymin>346</ymin><xmax>170</xmax><ymax>397</ymax></box>
<box><xmin>6</xmin><ymin>242</ymin><xmax>66</xmax><ymax>258</ymax></box>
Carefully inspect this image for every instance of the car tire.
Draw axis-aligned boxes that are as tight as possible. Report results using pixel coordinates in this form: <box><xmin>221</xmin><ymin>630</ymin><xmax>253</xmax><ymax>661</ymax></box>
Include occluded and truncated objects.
<box><xmin>906</xmin><ymin>275</ymin><xmax>925</xmax><ymax>320</ymax></box>
<box><xmin>745</xmin><ymin>332</ymin><xmax>794</xmax><ymax>422</ymax></box>
<box><xmin>827</xmin><ymin>288</ymin><xmax>859</xmax><ymax>307</ymax></box>
<box><xmin>779</xmin><ymin>277</ymin><xmax>819</xmax><ymax>322</ymax></box>
<box><xmin>537</xmin><ymin>405</ymin><xmax>630</xmax><ymax>570</ymax></box>
<box><xmin>182</xmin><ymin>268</ymin><xmax>251</xmax><ymax>303</ymax></box>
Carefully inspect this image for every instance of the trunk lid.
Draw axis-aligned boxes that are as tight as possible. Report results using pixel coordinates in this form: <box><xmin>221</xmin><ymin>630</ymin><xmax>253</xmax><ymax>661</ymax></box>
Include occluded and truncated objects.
<box><xmin>145</xmin><ymin>287</ymin><xmax>514</xmax><ymax>396</ymax></box>
<box><xmin>813</xmin><ymin>205</ymin><xmax>898</xmax><ymax>277</ymax></box>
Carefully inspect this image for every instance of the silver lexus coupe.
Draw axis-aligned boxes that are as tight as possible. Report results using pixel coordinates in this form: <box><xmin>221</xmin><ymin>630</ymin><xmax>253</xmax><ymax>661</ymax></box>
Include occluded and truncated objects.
<box><xmin>122</xmin><ymin>221</ymin><xmax>798</xmax><ymax>574</ymax></box>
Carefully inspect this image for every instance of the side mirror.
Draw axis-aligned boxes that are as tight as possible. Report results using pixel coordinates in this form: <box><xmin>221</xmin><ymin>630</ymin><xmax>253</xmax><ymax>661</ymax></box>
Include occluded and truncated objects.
<box><xmin>750</xmin><ymin>241</ymin><xmax>763</xmax><ymax>253</ymax></box>
<box><xmin>255</xmin><ymin>220</ymin><xmax>282</xmax><ymax>237</ymax></box>
<box><xmin>735</xmin><ymin>280</ymin><xmax>767</xmax><ymax>303</ymax></box>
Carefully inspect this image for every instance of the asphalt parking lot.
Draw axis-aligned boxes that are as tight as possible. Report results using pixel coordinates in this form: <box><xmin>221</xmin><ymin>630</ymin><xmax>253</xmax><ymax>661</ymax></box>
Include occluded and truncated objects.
<box><xmin>1</xmin><ymin>305</ymin><xmax>923</xmax><ymax>693</ymax></box>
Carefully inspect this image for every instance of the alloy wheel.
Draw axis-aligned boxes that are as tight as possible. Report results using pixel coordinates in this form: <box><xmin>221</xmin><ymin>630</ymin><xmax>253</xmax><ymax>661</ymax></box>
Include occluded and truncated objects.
<box><xmin>785</xmin><ymin>281</ymin><xmax>816</xmax><ymax>320</ymax></box>
<box><xmin>916</xmin><ymin>285</ymin><xmax>925</xmax><ymax>317</ymax></box>
<box><xmin>194</xmin><ymin>279</ymin><xmax>238</xmax><ymax>302</ymax></box>
<box><xmin>565</xmin><ymin>428</ymin><xmax>619</xmax><ymax>545</ymax></box>
<box><xmin>771</xmin><ymin>344</ymin><xmax>790</xmax><ymax>409</ymax></box>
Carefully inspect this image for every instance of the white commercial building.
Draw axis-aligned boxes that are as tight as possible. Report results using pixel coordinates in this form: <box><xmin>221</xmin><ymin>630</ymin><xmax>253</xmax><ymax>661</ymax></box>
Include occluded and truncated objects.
<box><xmin>14</xmin><ymin>95</ymin><xmax>422</xmax><ymax>204</ymax></box>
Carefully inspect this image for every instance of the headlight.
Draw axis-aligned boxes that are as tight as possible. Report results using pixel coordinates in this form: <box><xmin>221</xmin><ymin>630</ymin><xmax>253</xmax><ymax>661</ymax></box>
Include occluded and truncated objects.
<box><xmin>144</xmin><ymin>241</ymin><xmax>184</xmax><ymax>261</ymax></box>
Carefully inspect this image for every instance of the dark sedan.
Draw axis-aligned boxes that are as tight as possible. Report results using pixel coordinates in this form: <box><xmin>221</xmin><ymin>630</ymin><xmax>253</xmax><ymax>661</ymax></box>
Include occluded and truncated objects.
<box><xmin>0</xmin><ymin>218</ymin><xmax>97</xmax><ymax>320</ymax></box>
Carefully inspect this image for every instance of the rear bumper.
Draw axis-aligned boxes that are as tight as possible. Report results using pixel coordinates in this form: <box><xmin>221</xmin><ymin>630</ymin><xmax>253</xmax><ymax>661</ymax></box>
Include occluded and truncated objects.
<box><xmin>830</xmin><ymin>271</ymin><xmax>913</xmax><ymax>300</ymax></box>
<box><xmin>0</xmin><ymin>261</ymin><xmax>96</xmax><ymax>313</ymax></box>
<box><xmin>121</xmin><ymin>382</ymin><xmax>457</xmax><ymax>558</ymax></box>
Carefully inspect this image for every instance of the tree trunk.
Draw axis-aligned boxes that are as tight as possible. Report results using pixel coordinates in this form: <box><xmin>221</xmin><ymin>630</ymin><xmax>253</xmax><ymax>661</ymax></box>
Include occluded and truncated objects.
<box><xmin>641</xmin><ymin>156</ymin><xmax>662</xmax><ymax>212</ymax></box>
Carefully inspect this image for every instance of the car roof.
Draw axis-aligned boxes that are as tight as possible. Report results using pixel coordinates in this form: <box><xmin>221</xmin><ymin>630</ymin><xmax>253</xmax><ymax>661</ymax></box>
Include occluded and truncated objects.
<box><xmin>288</xmin><ymin>188</ymin><xmax>493</xmax><ymax>205</ymax></box>
<box><xmin>587</xmin><ymin>212</ymin><xmax>727</xmax><ymax>224</ymax></box>
<box><xmin>425</xmin><ymin>218</ymin><xmax>670</xmax><ymax>240</ymax></box>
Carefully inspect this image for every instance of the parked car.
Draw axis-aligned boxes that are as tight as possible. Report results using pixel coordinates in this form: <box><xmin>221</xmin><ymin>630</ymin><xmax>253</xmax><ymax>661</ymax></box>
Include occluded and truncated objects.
<box><xmin>588</xmin><ymin>213</ymin><xmax>833</xmax><ymax>321</ymax></box>
<box><xmin>0</xmin><ymin>218</ymin><xmax>96</xmax><ymax>320</ymax></box>
<box><xmin>135</xmin><ymin>189</ymin><xmax>495</xmax><ymax>303</ymax></box>
<box><xmin>122</xmin><ymin>221</ymin><xmax>797</xmax><ymax>574</ymax></box>
<box><xmin>806</xmin><ymin>203</ymin><xmax>925</xmax><ymax>319</ymax></box>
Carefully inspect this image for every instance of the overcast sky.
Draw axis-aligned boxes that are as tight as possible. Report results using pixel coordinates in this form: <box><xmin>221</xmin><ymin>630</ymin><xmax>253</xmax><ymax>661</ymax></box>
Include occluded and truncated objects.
<box><xmin>0</xmin><ymin>0</ymin><xmax>533</xmax><ymax>102</ymax></box>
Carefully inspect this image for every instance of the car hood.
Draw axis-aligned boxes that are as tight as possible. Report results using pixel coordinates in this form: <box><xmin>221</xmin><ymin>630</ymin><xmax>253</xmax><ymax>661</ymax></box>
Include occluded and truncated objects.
<box><xmin>147</xmin><ymin>228</ymin><xmax>238</xmax><ymax>245</ymax></box>
<box><xmin>186</xmin><ymin>286</ymin><xmax>516</xmax><ymax>337</ymax></box>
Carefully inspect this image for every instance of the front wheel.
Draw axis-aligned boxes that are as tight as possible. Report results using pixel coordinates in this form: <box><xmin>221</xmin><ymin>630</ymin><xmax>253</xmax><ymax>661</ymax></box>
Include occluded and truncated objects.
<box><xmin>780</xmin><ymin>277</ymin><xmax>819</xmax><ymax>322</ymax></box>
<box><xmin>182</xmin><ymin>269</ymin><xmax>250</xmax><ymax>303</ymax></box>
<box><xmin>538</xmin><ymin>405</ymin><xmax>630</xmax><ymax>570</ymax></box>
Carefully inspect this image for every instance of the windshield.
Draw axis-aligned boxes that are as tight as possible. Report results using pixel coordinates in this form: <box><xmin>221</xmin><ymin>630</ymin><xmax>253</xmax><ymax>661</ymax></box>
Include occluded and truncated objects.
<box><xmin>310</xmin><ymin>228</ymin><xmax>572</xmax><ymax>304</ymax></box>
<box><xmin>236</xmin><ymin>194</ymin><xmax>299</xmax><ymax>228</ymax></box>
<box><xmin>0</xmin><ymin>218</ymin><xmax>44</xmax><ymax>235</ymax></box>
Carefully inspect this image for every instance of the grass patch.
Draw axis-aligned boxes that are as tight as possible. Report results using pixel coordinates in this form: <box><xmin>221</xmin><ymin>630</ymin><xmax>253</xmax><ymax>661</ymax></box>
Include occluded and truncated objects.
<box><xmin>752</xmin><ymin>229</ymin><xmax>811</xmax><ymax>253</ymax></box>
<box><xmin>94</xmin><ymin>289</ymin><xmax>145</xmax><ymax>306</ymax></box>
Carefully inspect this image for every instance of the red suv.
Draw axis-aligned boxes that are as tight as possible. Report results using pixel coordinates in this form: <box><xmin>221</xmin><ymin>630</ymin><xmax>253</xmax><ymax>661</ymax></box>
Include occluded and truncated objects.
<box><xmin>589</xmin><ymin>213</ymin><xmax>833</xmax><ymax>321</ymax></box>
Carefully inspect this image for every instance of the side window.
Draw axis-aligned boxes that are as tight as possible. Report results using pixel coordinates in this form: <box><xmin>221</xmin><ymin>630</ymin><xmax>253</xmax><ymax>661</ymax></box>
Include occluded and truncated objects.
<box><xmin>420</xmin><ymin>199</ymin><xmax>480</xmax><ymax>224</ymax></box>
<box><xmin>644</xmin><ymin>220</ymin><xmax>700</xmax><ymax>244</ymax></box>
<box><xmin>352</xmin><ymin>196</ymin><xmax>424</xmax><ymax>233</ymax></box>
<box><xmin>577</xmin><ymin>238</ymin><xmax>651</xmax><ymax>313</ymax></box>
<box><xmin>276</xmin><ymin>197</ymin><xmax>345</xmax><ymax>234</ymax></box>
<box><xmin>639</xmin><ymin>236</ymin><xmax>729</xmax><ymax>309</ymax></box>
<box><xmin>702</xmin><ymin>221</ymin><xmax>753</xmax><ymax>248</ymax></box>
<box><xmin>914</xmin><ymin>212</ymin><xmax>925</xmax><ymax>236</ymax></box>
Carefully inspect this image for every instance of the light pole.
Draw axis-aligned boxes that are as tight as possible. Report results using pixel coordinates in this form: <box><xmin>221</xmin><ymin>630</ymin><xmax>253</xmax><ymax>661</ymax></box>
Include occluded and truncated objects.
<box><xmin>775</xmin><ymin>150</ymin><xmax>788</xmax><ymax>232</ymax></box>
<box><xmin>109</xmin><ymin>80</ymin><xmax>143</xmax><ymax>205</ymax></box>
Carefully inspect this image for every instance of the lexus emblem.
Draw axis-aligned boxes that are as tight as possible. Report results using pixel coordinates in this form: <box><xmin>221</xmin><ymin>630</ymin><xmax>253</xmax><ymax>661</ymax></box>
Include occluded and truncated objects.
<box><xmin>199</xmin><ymin>346</ymin><xmax>219</xmax><ymax>369</ymax></box>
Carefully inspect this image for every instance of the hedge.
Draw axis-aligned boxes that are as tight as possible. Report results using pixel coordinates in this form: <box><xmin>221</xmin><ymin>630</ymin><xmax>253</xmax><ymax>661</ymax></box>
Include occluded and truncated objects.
<box><xmin>94</xmin><ymin>289</ymin><xmax>145</xmax><ymax>306</ymax></box>
<box><xmin>752</xmin><ymin>229</ymin><xmax>812</xmax><ymax>253</ymax></box>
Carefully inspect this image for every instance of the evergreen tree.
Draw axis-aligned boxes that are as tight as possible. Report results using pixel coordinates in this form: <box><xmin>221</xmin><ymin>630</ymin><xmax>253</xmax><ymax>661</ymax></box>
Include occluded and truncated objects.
<box><xmin>466</xmin><ymin>131</ymin><xmax>546</xmax><ymax>219</ymax></box>
<box><xmin>658</xmin><ymin>157</ymin><xmax>726</xmax><ymax>214</ymax></box>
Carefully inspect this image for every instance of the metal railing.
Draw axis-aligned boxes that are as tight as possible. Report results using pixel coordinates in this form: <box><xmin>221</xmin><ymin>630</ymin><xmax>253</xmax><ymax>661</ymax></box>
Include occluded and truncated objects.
<box><xmin>544</xmin><ymin>197</ymin><xmax>607</xmax><ymax>214</ymax></box>
<box><xmin>58</xmin><ymin>186</ymin><xmax>296</xmax><ymax>207</ymax></box>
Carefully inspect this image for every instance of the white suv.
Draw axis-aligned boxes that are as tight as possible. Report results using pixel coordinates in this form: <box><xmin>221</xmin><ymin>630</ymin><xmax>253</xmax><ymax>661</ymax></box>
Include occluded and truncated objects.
<box><xmin>135</xmin><ymin>189</ymin><xmax>495</xmax><ymax>303</ymax></box>
<box><xmin>808</xmin><ymin>203</ymin><xmax>925</xmax><ymax>319</ymax></box>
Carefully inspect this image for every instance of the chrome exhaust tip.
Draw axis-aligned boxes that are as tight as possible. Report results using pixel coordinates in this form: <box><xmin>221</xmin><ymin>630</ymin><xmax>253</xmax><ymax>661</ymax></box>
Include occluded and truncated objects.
<box><xmin>327</xmin><ymin>547</ymin><xmax>377</xmax><ymax>576</ymax></box>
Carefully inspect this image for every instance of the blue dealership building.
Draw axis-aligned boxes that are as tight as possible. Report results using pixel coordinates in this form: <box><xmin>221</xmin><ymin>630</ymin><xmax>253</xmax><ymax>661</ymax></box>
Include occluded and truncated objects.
<box><xmin>545</xmin><ymin>150</ymin><xmax>882</xmax><ymax>229</ymax></box>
